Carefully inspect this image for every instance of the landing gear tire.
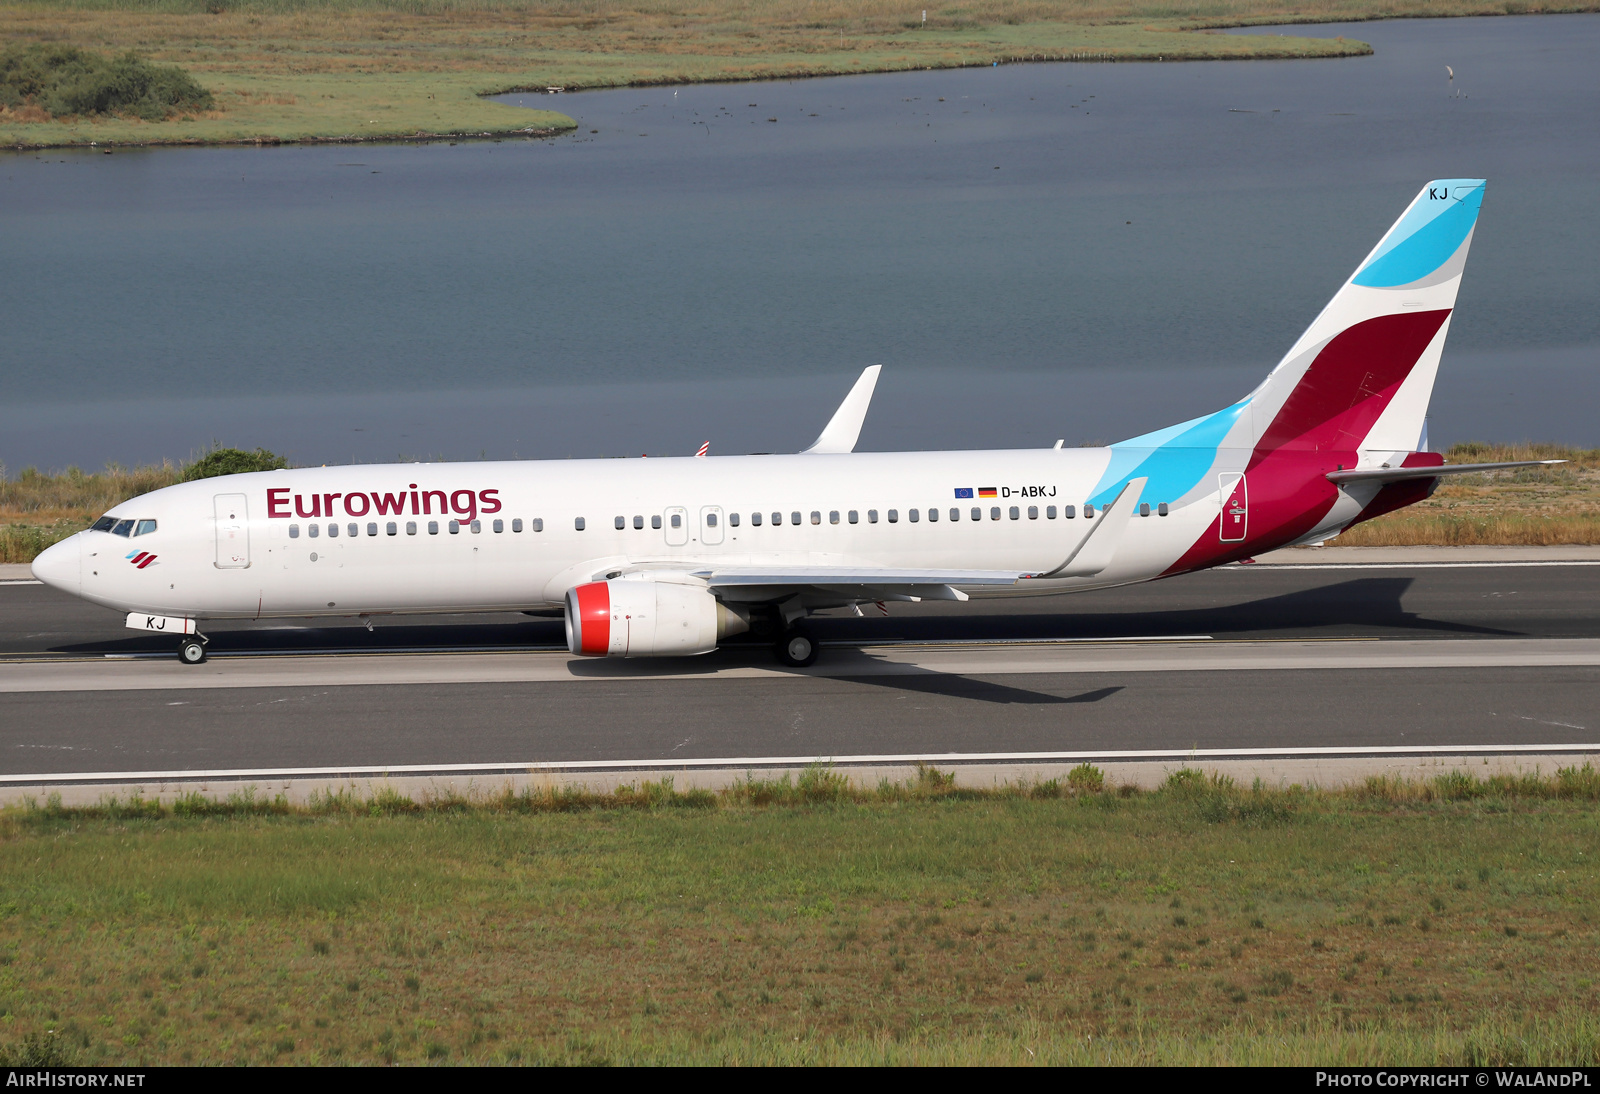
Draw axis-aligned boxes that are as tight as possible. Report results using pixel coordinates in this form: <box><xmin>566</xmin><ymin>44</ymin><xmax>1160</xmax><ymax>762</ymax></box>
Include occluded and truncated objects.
<box><xmin>775</xmin><ymin>628</ymin><xmax>818</xmax><ymax>668</ymax></box>
<box><xmin>178</xmin><ymin>638</ymin><xmax>207</xmax><ymax>665</ymax></box>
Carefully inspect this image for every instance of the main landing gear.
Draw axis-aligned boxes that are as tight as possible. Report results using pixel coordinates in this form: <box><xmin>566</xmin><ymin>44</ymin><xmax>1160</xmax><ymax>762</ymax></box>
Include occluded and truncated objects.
<box><xmin>774</xmin><ymin>626</ymin><xmax>818</xmax><ymax>668</ymax></box>
<box><xmin>177</xmin><ymin>634</ymin><xmax>209</xmax><ymax>665</ymax></box>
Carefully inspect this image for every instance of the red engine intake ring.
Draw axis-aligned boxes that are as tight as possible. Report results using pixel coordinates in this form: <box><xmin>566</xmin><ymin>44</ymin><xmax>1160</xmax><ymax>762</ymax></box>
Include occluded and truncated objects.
<box><xmin>568</xmin><ymin>581</ymin><xmax>611</xmax><ymax>656</ymax></box>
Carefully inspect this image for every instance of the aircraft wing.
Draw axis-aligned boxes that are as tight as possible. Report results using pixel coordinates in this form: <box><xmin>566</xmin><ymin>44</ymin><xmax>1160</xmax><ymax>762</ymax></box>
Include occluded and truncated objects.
<box><xmin>1327</xmin><ymin>459</ymin><xmax>1563</xmax><ymax>485</ymax></box>
<box><xmin>691</xmin><ymin>565</ymin><xmax>1025</xmax><ymax>603</ymax></box>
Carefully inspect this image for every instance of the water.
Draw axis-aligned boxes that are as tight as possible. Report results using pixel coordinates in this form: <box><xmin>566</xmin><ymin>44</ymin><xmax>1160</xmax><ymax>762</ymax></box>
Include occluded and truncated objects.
<box><xmin>1</xmin><ymin>14</ymin><xmax>1596</xmax><ymax>470</ymax></box>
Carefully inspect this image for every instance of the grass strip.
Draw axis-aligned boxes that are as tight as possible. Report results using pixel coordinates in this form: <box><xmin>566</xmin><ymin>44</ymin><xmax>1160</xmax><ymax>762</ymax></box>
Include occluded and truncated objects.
<box><xmin>2</xmin><ymin>764</ymin><xmax>1599</xmax><ymax>1065</ymax></box>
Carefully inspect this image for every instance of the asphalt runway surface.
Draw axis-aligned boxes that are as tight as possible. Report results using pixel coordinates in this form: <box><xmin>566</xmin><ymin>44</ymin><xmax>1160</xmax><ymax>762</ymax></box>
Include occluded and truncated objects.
<box><xmin>3</xmin><ymin>562</ymin><xmax>1598</xmax><ymax>779</ymax></box>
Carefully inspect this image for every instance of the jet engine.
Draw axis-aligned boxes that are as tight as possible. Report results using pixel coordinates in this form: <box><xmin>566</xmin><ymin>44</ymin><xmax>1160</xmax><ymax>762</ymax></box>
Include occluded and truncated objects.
<box><xmin>565</xmin><ymin>579</ymin><xmax>749</xmax><ymax>657</ymax></box>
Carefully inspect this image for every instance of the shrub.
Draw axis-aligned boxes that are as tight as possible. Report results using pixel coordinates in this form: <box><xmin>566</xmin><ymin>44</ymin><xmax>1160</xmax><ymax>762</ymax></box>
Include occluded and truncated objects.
<box><xmin>1066</xmin><ymin>763</ymin><xmax>1105</xmax><ymax>794</ymax></box>
<box><xmin>180</xmin><ymin>447</ymin><xmax>289</xmax><ymax>481</ymax></box>
<box><xmin>1</xmin><ymin>44</ymin><xmax>213</xmax><ymax>121</ymax></box>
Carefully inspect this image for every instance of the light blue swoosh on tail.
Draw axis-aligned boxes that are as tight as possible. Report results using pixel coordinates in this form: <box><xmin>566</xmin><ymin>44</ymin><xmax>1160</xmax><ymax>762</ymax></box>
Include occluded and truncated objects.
<box><xmin>1352</xmin><ymin>179</ymin><xmax>1484</xmax><ymax>289</ymax></box>
<box><xmin>1089</xmin><ymin>401</ymin><xmax>1247</xmax><ymax>507</ymax></box>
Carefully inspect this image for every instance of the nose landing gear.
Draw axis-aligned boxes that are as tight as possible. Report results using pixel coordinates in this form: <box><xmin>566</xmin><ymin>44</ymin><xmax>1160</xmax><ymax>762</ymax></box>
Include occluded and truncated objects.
<box><xmin>178</xmin><ymin>635</ymin><xmax>209</xmax><ymax>665</ymax></box>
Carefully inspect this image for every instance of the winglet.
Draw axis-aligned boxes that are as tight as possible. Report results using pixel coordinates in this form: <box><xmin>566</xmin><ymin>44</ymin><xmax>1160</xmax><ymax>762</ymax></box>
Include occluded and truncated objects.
<box><xmin>802</xmin><ymin>366</ymin><xmax>881</xmax><ymax>454</ymax></box>
<box><xmin>1039</xmin><ymin>477</ymin><xmax>1147</xmax><ymax>579</ymax></box>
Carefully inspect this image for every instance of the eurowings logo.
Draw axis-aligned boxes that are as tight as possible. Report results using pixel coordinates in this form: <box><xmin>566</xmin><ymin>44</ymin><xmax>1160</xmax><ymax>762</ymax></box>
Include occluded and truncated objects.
<box><xmin>127</xmin><ymin>551</ymin><xmax>158</xmax><ymax>569</ymax></box>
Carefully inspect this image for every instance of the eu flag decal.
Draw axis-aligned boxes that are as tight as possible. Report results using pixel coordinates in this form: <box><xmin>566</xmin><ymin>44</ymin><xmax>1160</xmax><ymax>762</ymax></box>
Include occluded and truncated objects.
<box><xmin>954</xmin><ymin>487</ymin><xmax>973</xmax><ymax>499</ymax></box>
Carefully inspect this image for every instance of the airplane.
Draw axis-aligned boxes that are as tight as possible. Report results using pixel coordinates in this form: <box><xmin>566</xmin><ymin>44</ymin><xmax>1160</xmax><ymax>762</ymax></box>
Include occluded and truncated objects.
<box><xmin>31</xmin><ymin>178</ymin><xmax>1560</xmax><ymax>667</ymax></box>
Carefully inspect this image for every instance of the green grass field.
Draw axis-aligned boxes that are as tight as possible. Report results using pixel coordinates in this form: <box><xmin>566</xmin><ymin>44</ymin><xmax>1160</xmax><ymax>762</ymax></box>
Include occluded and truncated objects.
<box><xmin>3</xmin><ymin>767</ymin><xmax>1599</xmax><ymax>1065</ymax></box>
<box><xmin>20</xmin><ymin>0</ymin><xmax>1599</xmax><ymax>147</ymax></box>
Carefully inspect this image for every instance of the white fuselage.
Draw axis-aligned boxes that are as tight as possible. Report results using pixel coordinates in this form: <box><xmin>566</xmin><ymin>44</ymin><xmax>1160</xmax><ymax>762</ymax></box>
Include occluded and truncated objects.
<box><xmin>39</xmin><ymin>446</ymin><xmax>1240</xmax><ymax>622</ymax></box>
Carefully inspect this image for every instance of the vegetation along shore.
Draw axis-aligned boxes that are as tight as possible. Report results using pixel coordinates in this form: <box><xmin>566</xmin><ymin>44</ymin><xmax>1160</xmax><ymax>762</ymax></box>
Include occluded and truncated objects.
<box><xmin>0</xmin><ymin>443</ymin><xmax>1594</xmax><ymax>563</ymax></box>
<box><xmin>3</xmin><ymin>0</ymin><xmax>1597</xmax><ymax>149</ymax></box>
<box><xmin>2</xmin><ymin>764</ymin><xmax>1599</xmax><ymax>1065</ymax></box>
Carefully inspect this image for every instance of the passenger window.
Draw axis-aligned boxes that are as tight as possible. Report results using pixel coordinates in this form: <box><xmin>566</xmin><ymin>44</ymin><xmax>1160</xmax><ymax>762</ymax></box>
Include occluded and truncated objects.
<box><xmin>407</xmin><ymin>521</ymin><xmax>418</xmax><ymax>535</ymax></box>
<box><xmin>772</xmin><ymin>512</ymin><xmax>783</xmax><ymax>526</ymax></box>
<box><xmin>1158</xmin><ymin>503</ymin><xmax>1170</xmax><ymax>516</ymax></box>
<box><xmin>668</xmin><ymin>513</ymin><xmax>681</xmax><ymax>529</ymax></box>
<box><xmin>289</xmin><ymin>524</ymin><xmax>300</xmax><ymax>539</ymax></box>
<box><xmin>367</xmin><ymin>522</ymin><xmax>378</xmax><ymax>536</ymax></box>
<box><xmin>971</xmin><ymin>508</ymin><xmax>982</xmax><ymax>521</ymax></box>
<box><xmin>387</xmin><ymin>522</ymin><xmax>398</xmax><ymax>536</ymax></box>
<box><xmin>512</xmin><ymin>518</ymin><xmax>524</xmax><ymax>532</ymax></box>
<box><xmin>111</xmin><ymin>519</ymin><xmax>134</xmax><ymax>537</ymax></box>
<box><xmin>91</xmin><ymin>516</ymin><xmax>116</xmax><ymax>532</ymax></box>
<box><xmin>908</xmin><ymin>509</ymin><xmax>919</xmax><ymax>522</ymax></box>
<box><xmin>1139</xmin><ymin>503</ymin><xmax>1150</xmax><ymax>517</ymax></box>
<box><xmin>990</xmin><ymin>507</ymin><xmax>1000</xmax><ymax>521</ymax></box>
<box><xmin>348</xmin><ymin>523</ymin><xmax>359</xmax><ymax>537</ymax></box>
<box><xmin>1064</xmin><ymin>505</ymin><xmax>1076</xmax><ymax>519</ymax></box>
<box><xmin>471</xmin><ymin>520</ymin><xmax>482</xmax><ymax>533</ymax></box>
<box><xmin>708</xmin><ymin>513</ymin><xmax>719</xmax><ymax>527</ymax></box>
<box><xmin>751</xmin><ymin>512</ymin><xmax>763</xmax><ymax>527</ymax></box>
<box><xmin>532</xmin><ymin>518</ymin><xmax>544</xmax><ymax>532</ymax></box>
<box><xmin>575</xmin><ymin>517</ymin><xmax>586</xmax><ymax>531</ymax></box>
<box><xmin>1084</xmin><ymin>504</ymin><xmax>1095</xmax><ymax>518</ymax></box>
<box><xmin>829</xmin><ymin>511</ymin><xmax>839</xmax><ymax>524</ymax></box>
<box><xmin>1047</xmin><ymin>506</ymin><xmax>1057</xmax><ymax>519</ymax></box>
<box><xmin>848</xmin><ymin>510</ymin><xmax>858</xmax><ymax>524</ymax></box>
<box><xmin>791</xmin><ymin>512</ymin><xmax>802</xmax><ymax>526</ymax></box>
<box><xmin>493</xmin><ymin>519</ymin><xmax>504</xmax><ymax>533</ymax></box>
<box><xmin>449</xmin><ymin>520</ymin><xmax>460</xmax><ymax>534</ymax></box>
<box><xmin>1009</xmin><ymin>507</ymin><xmax>1020</xmax><ymax>520</ymax></box>
<box><xmin>328</xmin><ymin>523</ymin><xmax>339</xmax><ymax>538</ymax></box>
<box><xmin>730</xmin><ymin>513</ymin><xmax>740</xmax><ymax>527</ymax></box>
<box><xmin>134</xmin><ymin>519</ymin><xmax>157</xmax><ymax>537</ymax></box>
<box><xmin>615</xmin><ymin>516</ymin><xmax>626</xmax><ymax>530</ymax></box>
<box><xmin>927</xmin><ymin>507</ymin><xmax>938</xmax><ymax>522</ymax></box>
<box><xmin>309</xmin><ymin>524</ymin><xmax>320</xmax><ymax>538</ymax></box>
<box><xmin>1028</xmin><ymin>506</ymin><xmax>1038</xmax><ymax>520</ymax></box>
<box><xmin>887</xmin><ymin>509</ymin><xmax>898</xmax><ymax>523</ymax></box>
<box><xmin>950</xmin><ymin>508</ymin><xmax>960</xmax><ymax>521</ymax></box>
<box><xmin>633</xmin><ymin>515</ymin><xmax>644</xmax><ymax>529</ymax></box>
<box><xmin>810</xmin><ymin>511</ymin><xmax>820</xmax><ymax>525</ymax></box>
<box><xmin>651</xmin><ymin>515</ymin><xmax>662</xmax><ymax>529</ymax></box>
<box><xmin>868</xmin><ymin>510</ymin><xmax>878</xmax><ymax>523</ymax></box>
<box><xmin>428</xmin><ymin>521</ymin><xmax>439</xmax><ymax>535</ymax></box>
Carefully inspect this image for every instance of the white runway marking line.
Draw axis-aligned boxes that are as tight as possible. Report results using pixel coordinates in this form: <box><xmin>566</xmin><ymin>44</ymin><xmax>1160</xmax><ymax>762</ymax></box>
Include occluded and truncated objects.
<box><xmin>7</xmin><ymin>742</ymin><xmax>1600</xmax><ymax>787</ymax></box>
<box><xmin>2</xmin><ymin>638</ymin><xmax>1600</xmax><ymax>693</ymax></box>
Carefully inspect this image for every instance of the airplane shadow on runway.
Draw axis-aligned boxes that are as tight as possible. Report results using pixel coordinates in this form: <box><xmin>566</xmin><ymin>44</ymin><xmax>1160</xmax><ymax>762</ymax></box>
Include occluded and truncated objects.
<box><xmin>45</xmin><ymin>575</ymin><xmax>1518</xmax><ymax>658</ymax></box>
<box><xmin>565</xmin><ymin>648</ymin><xmax>1125</xmax><ymax>705</ymax></box>
<box><xmin>806</xmin><ymin>576</ymin><xmax>1521</xmax><ymax>645</ymax></box>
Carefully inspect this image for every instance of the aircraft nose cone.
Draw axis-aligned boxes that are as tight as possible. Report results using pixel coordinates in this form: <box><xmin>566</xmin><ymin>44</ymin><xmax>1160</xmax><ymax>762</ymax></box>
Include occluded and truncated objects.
<box><xmin>31</xmin><ymin>535</ymin><xmax>81</xmax><ymax>595</ymax></box>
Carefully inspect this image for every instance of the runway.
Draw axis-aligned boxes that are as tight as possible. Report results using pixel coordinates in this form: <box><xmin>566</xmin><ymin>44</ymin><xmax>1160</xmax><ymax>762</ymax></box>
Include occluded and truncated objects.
<box><xmin>3</xmin><ymin>553</ymin><xmax>1598</xmax><ymax>784</ymax></box>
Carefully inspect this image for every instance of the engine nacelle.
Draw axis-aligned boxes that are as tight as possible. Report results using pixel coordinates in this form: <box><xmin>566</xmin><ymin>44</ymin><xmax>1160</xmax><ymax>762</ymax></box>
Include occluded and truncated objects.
<box><xmin>565</xmin><ymin>579</ymin><xmax>749</xmax><ymax>657</ymax></box>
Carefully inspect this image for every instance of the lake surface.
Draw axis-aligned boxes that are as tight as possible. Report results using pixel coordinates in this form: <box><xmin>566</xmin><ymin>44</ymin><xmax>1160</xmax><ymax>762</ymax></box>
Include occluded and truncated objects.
<box><xmin>1</xmin><ymin>14</ymin><xmax>1596</xmax><ymax>470</ymax></box>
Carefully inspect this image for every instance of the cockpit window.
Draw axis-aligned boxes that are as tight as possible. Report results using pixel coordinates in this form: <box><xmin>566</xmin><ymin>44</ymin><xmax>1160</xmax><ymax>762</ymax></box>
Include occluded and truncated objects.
<box><xmin>111</xmin><ymin>519</ymin><xmax>135</xmax><ymax>537</ymax></box>
<box><xmin>91</xmin><ymin>516</ymin><xmax>116</xmax><ymax>532</ymax></box>
<box><xmin>133</xmin><ymin>520</ymin><xmax>157</xmax><ymax>537</ymax></box>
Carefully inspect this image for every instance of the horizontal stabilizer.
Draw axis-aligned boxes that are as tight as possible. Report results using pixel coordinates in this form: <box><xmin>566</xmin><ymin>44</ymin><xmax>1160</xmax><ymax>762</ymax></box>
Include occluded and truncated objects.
<box><xmin>803</xmin><ymin>366</ymin><xmax>881</xmax><ymax>454</ymax></box>
<box><xmin>1327</xmin><ymin>459</ymin><xmax>1563</xmax><ymax>485</ymax></box>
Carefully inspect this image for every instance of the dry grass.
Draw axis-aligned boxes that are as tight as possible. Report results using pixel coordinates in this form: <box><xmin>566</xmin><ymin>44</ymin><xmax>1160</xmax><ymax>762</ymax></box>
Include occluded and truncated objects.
<box><xmin>2</xmin><ymin>765</ymin><xmax>1599</xmax><ymax>1065</ymax></box>
<box><xmin>1339</xmin><ymin>444</ymin><xmax>1600</xmax><ymax>547</ymax></box>
<box><xmin>0</xmin><ymin>463</ymin><xmax>182</xmax><ymax>563</ymax></box>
